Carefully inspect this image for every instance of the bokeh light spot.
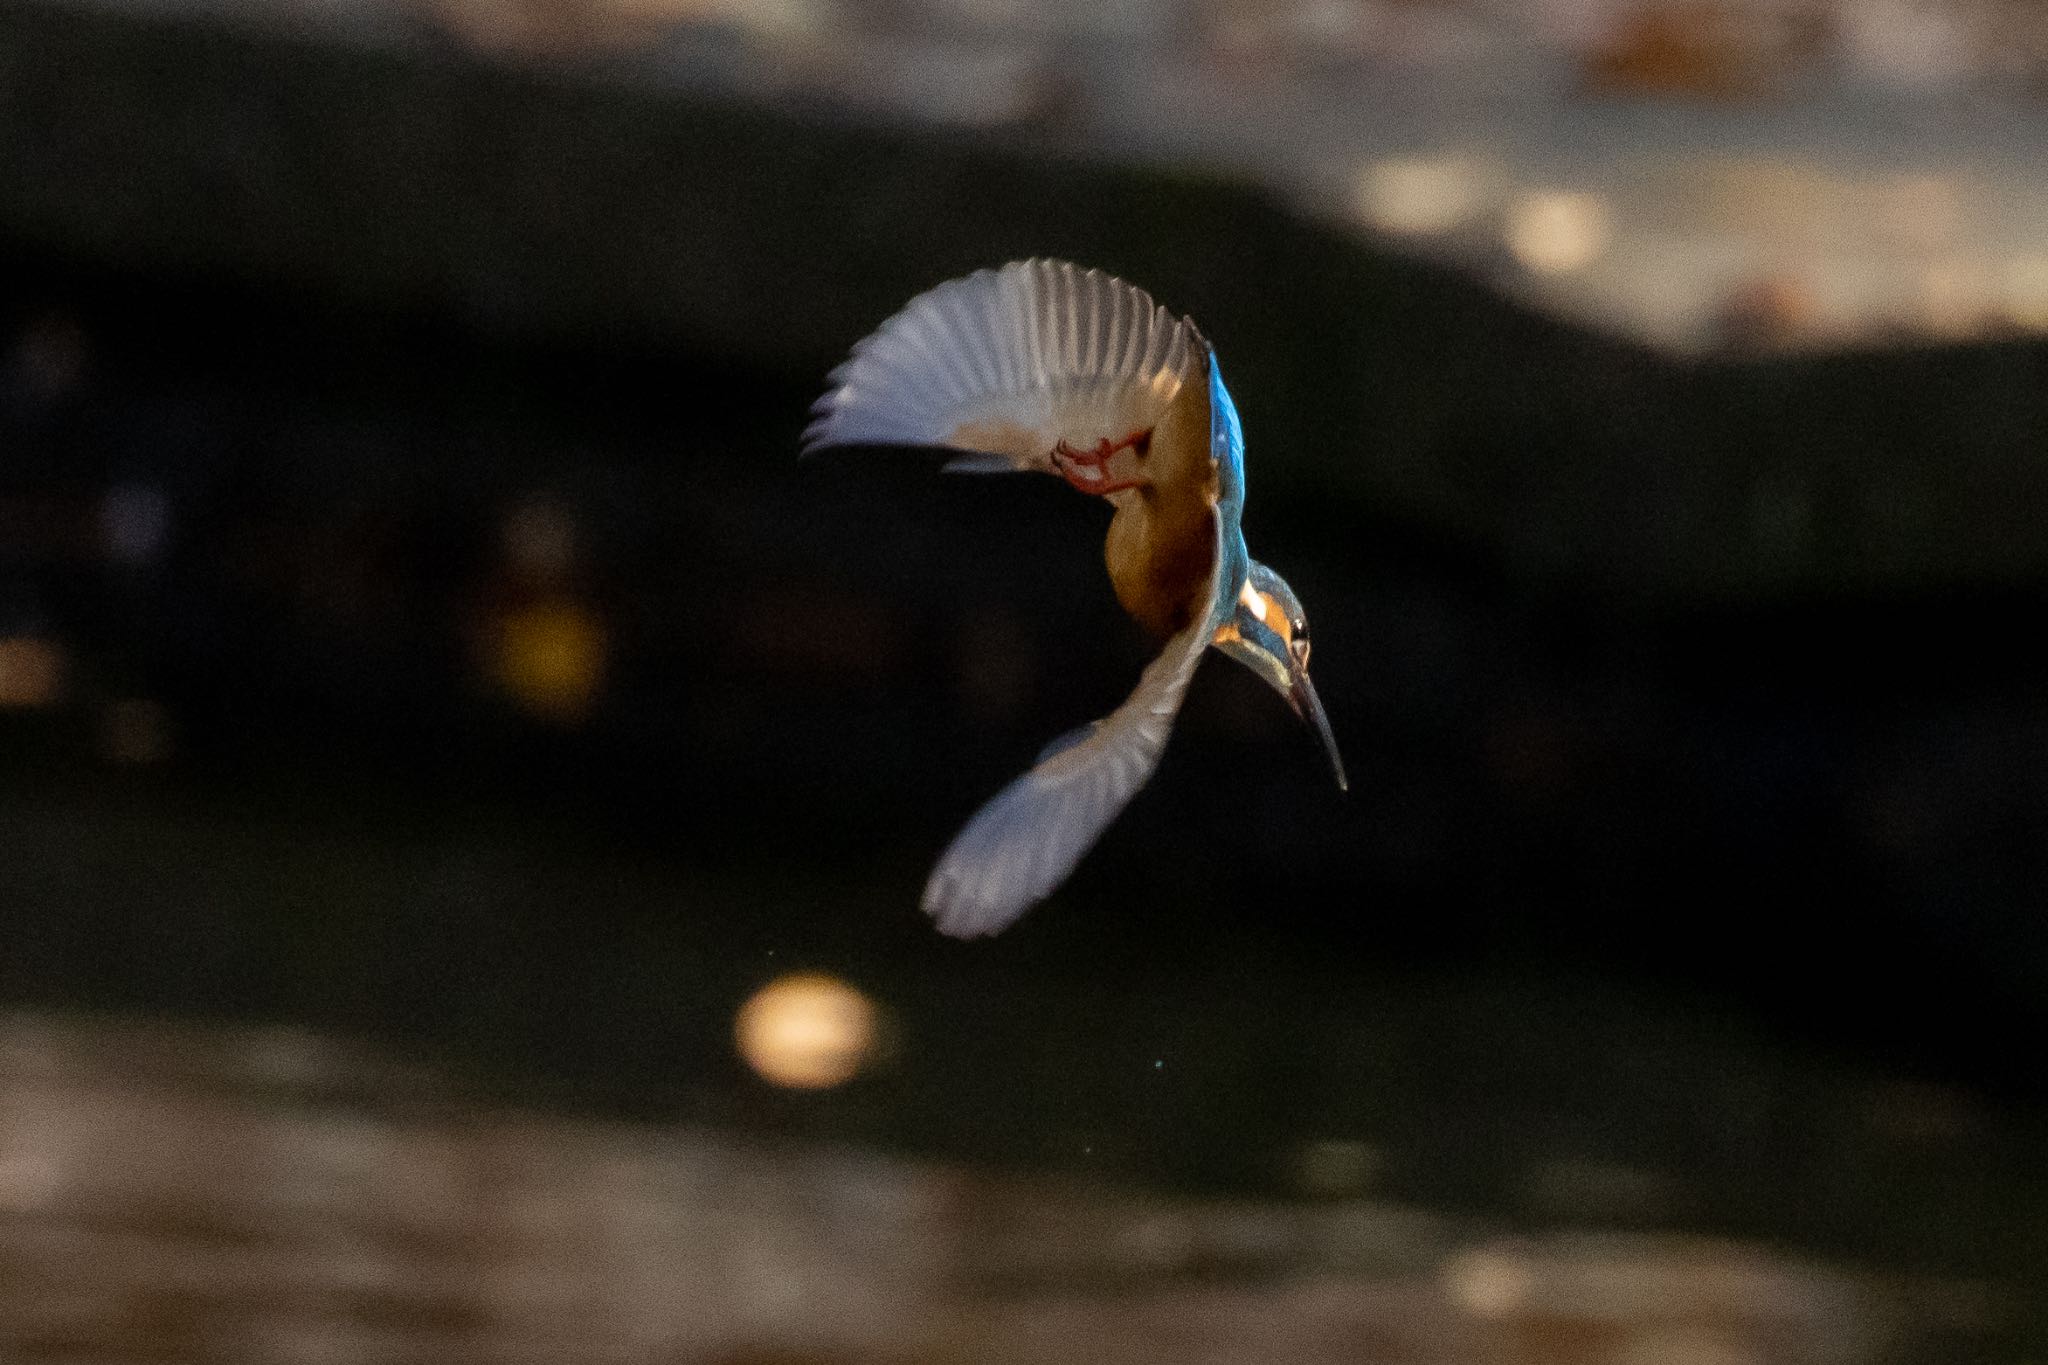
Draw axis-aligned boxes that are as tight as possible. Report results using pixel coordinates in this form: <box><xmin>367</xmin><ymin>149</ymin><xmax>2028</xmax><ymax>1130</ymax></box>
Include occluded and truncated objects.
<box><xmin>1441</xmin><ymin>1246</ymin><xmax>1534</xmax><ymax>1318</ymax></box>
<box><xmin>0</xmin><ymin>637</ymin><xmax>67</xmax><ymax>710</ymax></box>
<box><xmin>1355</xmin><ymin>156</ymin><xmax>1481</xmax><ymax>236</ymax></box>
<box><xmin>101</xmin><ymin>698</ymin><xmax>174</xmax><ymax>765</ymax></box>
<box><xmin>492</xmin><ymin>598</ymin><xmax>607</xmax><ymax>722</ymax></box>
<box><xmin>734</xmin><ymin>973</ymin><xmax>878</xmax><ymax>1090</ymax></box>
<box><xmin>101</xmin><ymin>483</ymin><xmax>173</xmax><ymax>567</ymax></box>
<box><xmin>1507</xmin><ymin>192</ymin><xmax>1611</xmax><ymax>275</ymax></box>
<box><xmin>502</xmin><ymin>499</ymin><xmax>578</xmax><ymax>584</ymax></box>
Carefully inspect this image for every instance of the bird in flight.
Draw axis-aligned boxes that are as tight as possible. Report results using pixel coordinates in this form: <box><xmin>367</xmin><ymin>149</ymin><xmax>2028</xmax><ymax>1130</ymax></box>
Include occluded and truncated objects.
<box><xmin>805</xmin><ymin>259</ymin><xmax>1344</xmax><ymax>937</ymax></box>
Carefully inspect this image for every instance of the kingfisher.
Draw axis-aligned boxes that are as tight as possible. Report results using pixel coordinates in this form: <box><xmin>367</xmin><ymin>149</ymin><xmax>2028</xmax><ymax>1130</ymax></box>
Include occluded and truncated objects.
<box><xmin>805</xmin><ymin>259</ymin><xmax>1345</xmax><ymax>937</ymax></box>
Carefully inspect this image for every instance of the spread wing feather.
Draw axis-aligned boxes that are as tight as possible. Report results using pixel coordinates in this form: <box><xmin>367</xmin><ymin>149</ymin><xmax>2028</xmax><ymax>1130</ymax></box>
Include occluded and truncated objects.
<box><xmin>921</xmin><ymin>552</ymin><xmax>1222</xmax><ymax>938</ymax></box>
<box><xmin>803</xmin><ymin>259</ymin><xmax>1195</xmax><ymax>474</ymax></box>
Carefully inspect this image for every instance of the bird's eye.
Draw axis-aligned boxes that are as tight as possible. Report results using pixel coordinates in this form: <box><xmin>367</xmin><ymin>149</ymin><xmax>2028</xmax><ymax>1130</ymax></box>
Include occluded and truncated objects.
<box><xmin>1290</xmin><ymin>628</ymin><xmax>1310</xmax><ymax>666</ymax></box>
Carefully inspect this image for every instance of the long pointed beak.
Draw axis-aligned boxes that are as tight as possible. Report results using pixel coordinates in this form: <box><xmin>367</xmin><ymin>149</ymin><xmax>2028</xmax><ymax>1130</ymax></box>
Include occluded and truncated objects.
<box><xmin>1287</xmin><ymin>668</ymin><xmax>1348</xmax><ymax>793</ymax></box>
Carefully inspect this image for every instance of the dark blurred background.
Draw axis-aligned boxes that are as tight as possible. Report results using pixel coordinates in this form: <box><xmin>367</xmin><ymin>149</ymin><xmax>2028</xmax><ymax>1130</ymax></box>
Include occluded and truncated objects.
<box><xmin>3</xmin><ymin>0</ymin><xmax>2046</xmax><ymax>1359</ymax></box>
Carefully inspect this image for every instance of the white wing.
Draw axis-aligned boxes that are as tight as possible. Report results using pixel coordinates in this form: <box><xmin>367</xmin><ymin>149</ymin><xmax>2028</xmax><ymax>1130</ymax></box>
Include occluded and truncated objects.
<box><xmin>803</xmin><ymin>259</ymin><xmax>1195</xmax><ymax>474</ymax></box>
<box><xmin>922</xmin><ymin>600</ymin><xmax>1216</xmax><ymax>938</ymax></box>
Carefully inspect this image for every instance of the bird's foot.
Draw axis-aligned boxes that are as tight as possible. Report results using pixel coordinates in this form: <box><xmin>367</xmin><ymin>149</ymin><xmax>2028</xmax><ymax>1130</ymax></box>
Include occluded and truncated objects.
<box><xmin>1052</xmin><ymin>429</ymin><xmax>1151</xmax><ymax>496</ymax></box>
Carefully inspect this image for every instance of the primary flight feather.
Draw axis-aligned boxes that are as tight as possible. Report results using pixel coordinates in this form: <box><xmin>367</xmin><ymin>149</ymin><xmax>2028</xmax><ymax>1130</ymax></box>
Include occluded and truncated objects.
<box><xmin>806</xmin><ymin>260</ymin><xmax>1344</xmax><ymax>938</ymax></box>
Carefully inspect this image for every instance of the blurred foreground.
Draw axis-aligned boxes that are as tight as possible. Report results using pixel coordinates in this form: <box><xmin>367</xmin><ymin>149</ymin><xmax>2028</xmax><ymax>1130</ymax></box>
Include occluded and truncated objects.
<box><xmin>0</xmin><ymin>1009</ymin><xmax>2012</xmax><ymax>1364</ymax></box>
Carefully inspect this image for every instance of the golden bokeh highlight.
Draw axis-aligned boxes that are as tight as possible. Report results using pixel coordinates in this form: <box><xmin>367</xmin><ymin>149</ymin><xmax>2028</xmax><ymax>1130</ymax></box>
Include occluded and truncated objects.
<box><xmin>0</xmin><ymin>637</ymin><xmax>67</xmax><ymax>710</ymax></box>
<box><xmin>492</xmin><ymin>598</ymin><xmax>608</xmax><ymax>722</ymax></box>
<box><xmin>734</xmin><ymin>973</ymin><xmax>879</xmax><ymax>1090</ymax></box>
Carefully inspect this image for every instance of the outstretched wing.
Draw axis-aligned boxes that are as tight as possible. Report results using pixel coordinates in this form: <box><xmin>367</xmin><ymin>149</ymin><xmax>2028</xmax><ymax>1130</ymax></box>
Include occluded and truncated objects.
<box><xmin>803</xmin><ymin>259</ymin><xmax>1196</xmax><ymax>474</ymax></box>
<box><xmin>922</xmin><ymin>551</ymin><xmax>1223</xmax><ymax>939</ymax></box>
